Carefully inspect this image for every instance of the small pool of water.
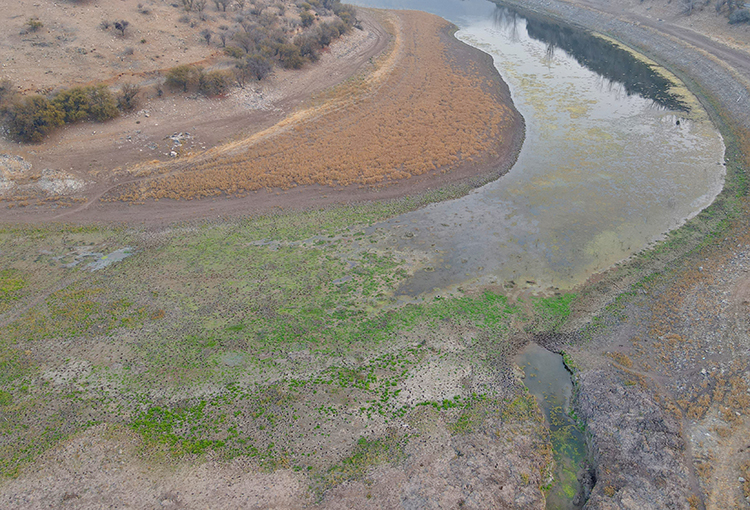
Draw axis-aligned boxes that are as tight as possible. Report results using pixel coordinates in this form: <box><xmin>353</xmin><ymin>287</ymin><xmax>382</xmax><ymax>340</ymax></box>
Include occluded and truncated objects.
<box><xmin>517</xmin><ymin>343</ymin><xmax>588</xmax><ymax>509</ymax></box>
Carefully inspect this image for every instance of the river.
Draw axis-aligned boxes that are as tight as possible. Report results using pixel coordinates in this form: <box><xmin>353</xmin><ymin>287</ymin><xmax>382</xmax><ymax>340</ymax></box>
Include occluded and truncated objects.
<box><xmin>352</xmin><ymin>0</ymin><xmax>725</xmax><ymax>298</ymax></box>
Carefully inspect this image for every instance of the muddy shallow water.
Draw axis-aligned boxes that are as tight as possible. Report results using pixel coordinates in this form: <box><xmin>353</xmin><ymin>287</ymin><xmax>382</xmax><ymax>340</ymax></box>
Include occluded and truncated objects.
<box><xmin>354</xmin><ymin>0</ymin><xmax>725</xmax><ymax>297</ymax></box>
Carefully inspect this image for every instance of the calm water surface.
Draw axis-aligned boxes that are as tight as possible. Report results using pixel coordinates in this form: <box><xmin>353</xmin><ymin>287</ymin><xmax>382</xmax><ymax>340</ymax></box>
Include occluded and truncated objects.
<box><xmin>353</xmin><ymin>0</ymin><xmax>725</xmax><ymax>296</ymax></box>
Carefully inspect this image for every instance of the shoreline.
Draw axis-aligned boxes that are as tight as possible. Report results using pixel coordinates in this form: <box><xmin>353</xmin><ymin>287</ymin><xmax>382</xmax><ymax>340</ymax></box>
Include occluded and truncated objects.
<box><xmin>489</xmin><ymin>0</ymin><xmax>750</xmax><ymax>507</ymax></box>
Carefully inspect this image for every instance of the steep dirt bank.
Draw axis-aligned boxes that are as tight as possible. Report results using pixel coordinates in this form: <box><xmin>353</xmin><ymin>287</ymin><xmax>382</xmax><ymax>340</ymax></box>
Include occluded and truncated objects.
<box><xmin>494</xmin><ymin>0</ymin><xmax>750</xmax><ymax>508</ymax></box>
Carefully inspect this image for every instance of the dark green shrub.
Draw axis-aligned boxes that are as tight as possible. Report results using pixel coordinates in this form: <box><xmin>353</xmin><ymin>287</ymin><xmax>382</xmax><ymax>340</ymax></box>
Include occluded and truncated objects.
<box><xmin>51</xmin><ymin>84</ymin><xmax>118</xmax><ymax>123</ymax></box>
<box><xmin>165</xmin><ymin>65</ymin><xmax>202</xmax><ymax>92</ymax></box>
<box><xmin>729</xmin><ymin>9</ymin><xmax>750</xmax><ymax>24</ymax></box>
<box><xmin>5</xmin><ymin>95</ymin><xmax>64</xmax><ymax>143</ymax></box>
<box><xmin>52</xmin><ymin>87</ymin><xmax>93</xmax><ymax>123</ymax></box>
<box><xmin>87</xmin><ymin>85</ymin><xmax>118</xmax><ymax>121</ymax></box>
<box><xmin>198</xmin><ymin>70</ymin><xmax>232</xmax><ymax>96</ymax></box>
<box><xmin>300</xmin><ymin>10</ymin><xmax>314</xmax><ymax>27</ymax></box>
<box><xmin>224</xmin><ymin>45</ymin><xmax>246</xmax><ymax>59</ymax></box>
<box><xmin>294</xmin><ymin>33</ymin><xmax>321</xmax><ymax>60</ymax></box>
<box><xmin>277</xmin><ymin>43</ymin><xmax>305</xmax><ymax>69</ymax></box>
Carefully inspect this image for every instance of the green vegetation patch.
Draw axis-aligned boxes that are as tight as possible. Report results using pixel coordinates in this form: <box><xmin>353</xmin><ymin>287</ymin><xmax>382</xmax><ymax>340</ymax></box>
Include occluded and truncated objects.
<box><xmin>0</xmin><ymin>269</ymin><xmax>27</xmax><ymax>311</ymax></box>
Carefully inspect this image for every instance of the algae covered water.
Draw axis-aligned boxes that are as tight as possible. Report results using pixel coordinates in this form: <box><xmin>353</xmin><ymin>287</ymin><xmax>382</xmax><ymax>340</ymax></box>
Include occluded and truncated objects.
<box><xmin>517</xmin><ymin>343</ymin><xmax>588</xmax><ymax>509</ymax></box>
<box><xmin>351</xmin><ymin>0</ymin><xmax>725</xmax><ymax>506</ymax></box>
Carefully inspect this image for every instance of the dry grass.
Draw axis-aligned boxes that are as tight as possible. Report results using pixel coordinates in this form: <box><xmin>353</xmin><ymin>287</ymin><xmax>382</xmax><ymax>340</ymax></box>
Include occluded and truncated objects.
<box><xmin>110</xmin><ymin>11</ymin><xmax>514</xmax><ymax>201</ymax></box>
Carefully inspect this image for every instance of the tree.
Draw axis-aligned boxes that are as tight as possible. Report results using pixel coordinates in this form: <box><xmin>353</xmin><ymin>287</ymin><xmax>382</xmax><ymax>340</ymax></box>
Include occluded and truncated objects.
<box><xmin>729</xmin><ymin>8</ymin><xmax>750</xmax><ymax>23</ymax></box>
<box><xmin>217</xmin><ymin>26</ymin><xmax>229</xmax><ymax>47</ymax></box>
<box><xmin>195</xmin><ymin>0</ymin><xmax>207</xmax><ymax>12</ymax></box>
<box><xmin>201</xmin><ymin>29</ymin><xmax>212</xmax><ymax>45</ymax></box>
<box><xmin>113</xmin><ymin>20</ymin><xmax>130</xmax><ymax>36</ymax></box>
<box><xmin>300</xmin><ymin>10</ymin><xmax>314</xmax><ymax>27</ymax></box>
<box><xmin>235</xmin><ymin>0</ymin><xmax>246</xmax><ymax>11</ymax></box>
<box><xmin>52</xmin><ymin>86</ymin><xmax>91</xmax><ymax>123</ymax></box>
<box><xmin>165</xmin><ymin>65</ymin><xmax>202</xmax><ymax>92</ymax></box>
<box><xmin>181</xmin><ymin>0</ymin><xmax>194</xmax><ymax>12</ymax></box>
<box><xmin>117</xmin><ymin>83</ymin><xmax>140</xmax><ymax>111</ymax></box>
<box><xmin>277</xmin><ymin>43</ymin><xmax>305</xmax><ymax>69</ymax></box>
<box><xmin>236</xmin><ymin>54</ymin><xmax>273</xmax><ymax>86</ymax></box>
<box><xmin>716</xmin><ymin>0</ymin><xmax>739</xmax><ymax>13</ymax></box>
<box><xmin>198</xmin><ymin>70</ymin><xmax>232</xmax><ymax>96</ymax></box>
<box><xmin>86</xmin><ymin>84</ymin><xmax>119</xmax><ymax>121</ymax></box>
<box><xmin>166</xmin><ymin>65</ymin><xmax>193</xmax><ymax>92</ymax></box>
<box><xmin>0</xmin><ymin>79</ymin><xmax>16</xmax><ymax>112</ymax></box>
<box><xmin>5</xmin><ymin>95</ymin><xmax>64</xmax><ymax>143</ymax></box>
<box><xmin>214</xmin><ymin>0</ymin><xmax>230</xmax><ymax>11</ymax></box>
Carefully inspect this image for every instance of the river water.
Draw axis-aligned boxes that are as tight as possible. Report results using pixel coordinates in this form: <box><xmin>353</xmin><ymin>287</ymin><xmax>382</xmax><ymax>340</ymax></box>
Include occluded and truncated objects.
<box><xmin>353</xmin><ymin>0</ymin><xmax>725</xmax><ymax>297</ymax></box>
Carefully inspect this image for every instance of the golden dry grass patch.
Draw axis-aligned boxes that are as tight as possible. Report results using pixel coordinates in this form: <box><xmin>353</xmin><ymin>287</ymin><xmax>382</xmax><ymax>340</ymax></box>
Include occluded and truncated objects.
<box><xmin>112</xmin><ymin>11</ymin><xmax>515</xmax><ymax>201</ymax></box>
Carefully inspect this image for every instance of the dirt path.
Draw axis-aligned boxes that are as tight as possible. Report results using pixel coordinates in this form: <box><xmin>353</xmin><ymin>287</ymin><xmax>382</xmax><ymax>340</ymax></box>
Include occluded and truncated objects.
<box><xmin>568</xmin><ymin>0</ymin><xmax>750</xmax><ymax>85</ymax></box>
<box><xmin>0</xmin><ymin>10</ymin><xmax>389</xmax><ymax>199</ymax></box>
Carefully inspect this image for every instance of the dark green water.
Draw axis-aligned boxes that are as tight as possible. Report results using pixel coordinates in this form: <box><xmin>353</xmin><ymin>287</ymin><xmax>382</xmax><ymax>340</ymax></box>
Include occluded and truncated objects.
<box><xmin>517</xmin><ymin>343</ymin><xmax>588</xmax><ymax>509</ymax></box>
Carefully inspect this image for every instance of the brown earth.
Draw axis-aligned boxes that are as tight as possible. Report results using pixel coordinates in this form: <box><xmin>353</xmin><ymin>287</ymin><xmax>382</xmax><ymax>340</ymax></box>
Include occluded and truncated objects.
<box><xmin>0</xmin><ymin>0</ymin><xmax>342</xmax><ymax>93</ymax></box>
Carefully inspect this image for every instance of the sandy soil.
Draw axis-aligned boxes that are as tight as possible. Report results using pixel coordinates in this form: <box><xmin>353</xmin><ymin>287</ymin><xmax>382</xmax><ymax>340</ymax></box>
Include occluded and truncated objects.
<box><xmin>0</xmin><ymin>12</ymin><xmax>387</xmax><ymax>176</ymax></box>
<box><xmin>0</xmin><ymin>0</ymin><xmax>339</xmax><ymax>93</ymax></box>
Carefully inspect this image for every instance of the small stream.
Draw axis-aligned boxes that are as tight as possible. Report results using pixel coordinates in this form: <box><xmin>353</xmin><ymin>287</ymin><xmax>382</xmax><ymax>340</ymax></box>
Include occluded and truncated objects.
<box><xmin>517</xmin><ymin>343</ymin><xmax>588</xmax><ymax>509</ymax></box>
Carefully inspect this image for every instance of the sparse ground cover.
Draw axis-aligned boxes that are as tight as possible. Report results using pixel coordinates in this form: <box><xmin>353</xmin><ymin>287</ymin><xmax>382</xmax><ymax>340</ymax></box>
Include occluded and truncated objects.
<box><xmin>0</xmin><ymin>8</ymin><xmax>522</xmax><ymax>225</ymax></box>
<box><xmin>496</xmin><ymin>0</ymin><xmax>750</xmax><ymax>506</ymax></box>
<box><xmin>0</xmin><ymin>204</ymin><xmax>564</xmax><ymax>507</ymax></box>
<box><xmin>0</xmin><ymin>0</ymin><xmax>352</xmax><ymax>93</ymax></box>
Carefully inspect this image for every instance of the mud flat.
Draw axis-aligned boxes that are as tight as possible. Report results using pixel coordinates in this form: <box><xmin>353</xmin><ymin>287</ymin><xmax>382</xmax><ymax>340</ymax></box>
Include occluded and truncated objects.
<box><xmin>0</xmin><ymin>7</ymin><xmax>546</xmax><ymax>510</ymax></box>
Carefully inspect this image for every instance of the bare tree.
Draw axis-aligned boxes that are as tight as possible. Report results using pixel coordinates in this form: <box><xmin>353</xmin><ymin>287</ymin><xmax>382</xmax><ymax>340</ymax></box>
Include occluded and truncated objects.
<box><xmin>218</xmin><ymin>26</ymin><xmax>230</xmax><ymax>47</ymax></box>
<box><xmin>117</xmin><ymin>83</ymin><xmax>140</xmax><ymax>111</ymax></box>
<box><xmin>235</xmin><ymin>54</ymin><xmax>272</xmax><ymax>87</ymax></box>
<box><xmin>195</xmin><ymin>0</ymin><xmax>207</xmax><ymax>12</ymax></box>
<box><xmin>201</xmin><ymin>29</ymin><xmax>212</xmax><ymax>45</ymax></box>
<box><xmin>181</xmin><ymin>0</ymin><xmax>194</xmax><ymax>12</ymax></box>
<box><xmin>716</xmin><ymin>0</ymin><xmax>739</xmax><ymax>13</ymax></box>
<box><xmin>235</xmin><ymin>0</ymin><xmax>246</xmax><ymax>11</ymax></box>
<box><xmin>214</xmin><ymin>0</ymin><xmax>231</xmax><ymax>11</ymax></box>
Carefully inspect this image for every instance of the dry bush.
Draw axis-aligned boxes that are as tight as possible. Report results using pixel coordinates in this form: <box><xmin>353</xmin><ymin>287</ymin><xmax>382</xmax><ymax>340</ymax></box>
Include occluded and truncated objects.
<box><xmin>113</xmin><ymin>12</ymin><xmax>515</xmax><ymax>201</ymax></box>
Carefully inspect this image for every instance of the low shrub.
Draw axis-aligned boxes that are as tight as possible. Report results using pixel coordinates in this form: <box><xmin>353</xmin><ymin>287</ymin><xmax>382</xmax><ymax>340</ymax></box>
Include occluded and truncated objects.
<box><xmin>165</xmin><ymin>65</ymin><xmax>203</xmax><ymax>92</ymax></box>
<box><xmin>5</xmin><ymin>95</ymin><xmax>64</xmax><ymax>143</ymax></box>
<box><xmin>198</xmin><ymin>70</ymin><xmax>233</xmax><ymax>96</ymax></box>
<box><xmin>729</xmin><ymin>9</ymin><xmax>750</xmax><ymax>24</ymax></box>
<box><xmin>52</xmin><ymin>84</ymin><xmax>119</xmax><ymax>123</ymax></box>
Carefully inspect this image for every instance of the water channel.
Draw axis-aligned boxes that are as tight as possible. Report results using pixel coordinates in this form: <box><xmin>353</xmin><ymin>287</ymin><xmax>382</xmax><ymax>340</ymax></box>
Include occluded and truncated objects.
<box><xmin>349</xmin><ymin>0</ymin><xmax>724</xmax><ymax>507</ymax></box>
